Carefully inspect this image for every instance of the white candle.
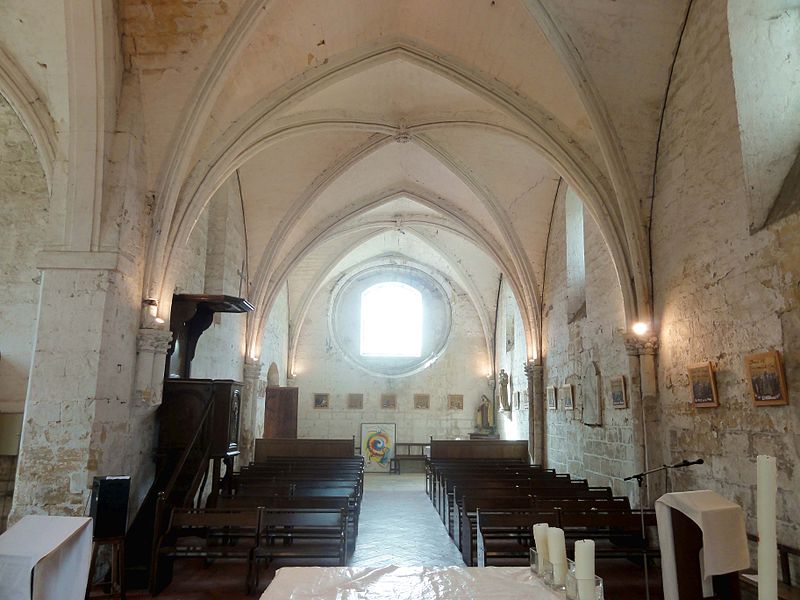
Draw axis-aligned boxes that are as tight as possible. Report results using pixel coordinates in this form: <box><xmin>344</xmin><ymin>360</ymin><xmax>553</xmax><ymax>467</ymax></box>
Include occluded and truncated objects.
<box><xmin>575</xmin><ymin>539</ymin><xmax>596</xmax><ymax>600</ymax></box>
<box><xmin>757</xmin><ymin>455</ymin><xmax>778</xmax><ymax>600</ymax></box>
<box><xmin>533</xmin><ymin>523</ymin><xmax>550</xmax><ymax>572</ymax></box>
<box><xmin>547</xmin><ymin>527</ymin><xmax>567</xmax><ymax>585</ymax></box>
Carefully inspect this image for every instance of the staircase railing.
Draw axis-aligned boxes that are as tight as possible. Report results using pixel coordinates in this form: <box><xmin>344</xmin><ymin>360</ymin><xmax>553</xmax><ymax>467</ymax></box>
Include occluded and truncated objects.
<box><xmin>148</xmin><ymin>398</ymin><xmax>215</xmax><ymax>593</ymax></box>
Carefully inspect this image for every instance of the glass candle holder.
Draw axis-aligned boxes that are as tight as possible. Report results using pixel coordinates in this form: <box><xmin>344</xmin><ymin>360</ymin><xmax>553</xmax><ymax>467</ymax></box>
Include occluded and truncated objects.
<box><xmin>565</xmin><ymin>568</ymin><xmax>604</xmax><ymax>600</ymax></box>
<box><xmin>549</xmin><ymin>558</ymin><xmax>569</xmax><ymax>591</ymax></box>
<box><xmin>541</xmin><ymin>559</ymin><xmax>554</xmax><ymax>587</ymax></box>
<box><xmin>529</xmin><ymin>548</ymin><xmax>539</xmax><ymax>575</ymax></box>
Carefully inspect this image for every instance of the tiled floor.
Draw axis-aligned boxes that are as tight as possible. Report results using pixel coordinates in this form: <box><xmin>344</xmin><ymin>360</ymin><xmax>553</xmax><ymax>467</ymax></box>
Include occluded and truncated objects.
<box><xmin>135</xmin><ymin>473</ymin><xmax>462</xmax><ymax>598</ymax></box>
<box><xmin>350</xmin><ymin>473</ymin><xmax>464</xmax><ymax>568</ymax></box>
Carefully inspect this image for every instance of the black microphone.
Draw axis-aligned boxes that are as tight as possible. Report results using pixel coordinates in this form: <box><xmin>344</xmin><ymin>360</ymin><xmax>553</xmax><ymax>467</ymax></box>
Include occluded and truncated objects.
<box><xmin>673</xmin><ymin>458</ymin><xmax>704</xmax><ymax>468</ymax></box>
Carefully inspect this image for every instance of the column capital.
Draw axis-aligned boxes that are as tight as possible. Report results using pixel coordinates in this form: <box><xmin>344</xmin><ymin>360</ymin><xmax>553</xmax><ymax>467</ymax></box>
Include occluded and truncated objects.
<box><xmin>625</xmin><ymin>335</ymin><xmax>659</xmax><ymax>356</ymax></box>
<box><xmin>136</xmin><ymin>328</ymin><xmax>173</xmax><ymax>353</ymax></box>
<box><xmin>524</xmin><ymin>358</ymin><xmax>543</xmax><ymax>379</ymax></box>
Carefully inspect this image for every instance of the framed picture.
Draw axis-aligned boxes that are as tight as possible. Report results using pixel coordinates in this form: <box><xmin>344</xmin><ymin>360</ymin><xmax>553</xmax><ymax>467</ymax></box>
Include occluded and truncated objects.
<box><xmin>610</xmin><ymin>376</ymin><xmax>627</xmax><ymax>409</ymax></box>
<box><xmin>347</xmin><ymin>393</ymin><xmax>363</xmax><ymax>409</ymax></box>
<box><xmin>414</xmin><ymin>393</ymin><xmax>430</xmax><ymax>409</ymax></box>
<box><xmin>313</xmin><ymin>393</ymin><xmax>329</xmax><ymax>409</ymax></box>
<box><xmin>560</xmin><ymin>384</ymin><xmax>574</xmax><ymax>410</ymax></box>
<box><xmin>381</xmin><ymin>393</ymin><xmax>397</xmax><ymax>409</ymax></box>
<box><xmin>546</xmin><ymin>386</ymin><xmax>557</xmax><ymax>410</ymax></box>
<box><xmin>447</xmin><ymin>394</ymin><xmax>464</xmax><ymax>410</ymax></box>
<box><xmin>514</xmin><ymin>391</ymin><xmax>521</xmax><ymax>410</ymax></box>
<box><xmin>745</xmin><ymin>351</ymin><xmax>788</xmax><ymax>406</ymax></box>
<box><xmin>687</xmin><ymin>363</ymin><xmax>718</xmax><ymax>407</ymax></box>
<box><xmin>360</xmin><ymin>423</ymin><xmax>396</xmax><ymax>472</ymax></box>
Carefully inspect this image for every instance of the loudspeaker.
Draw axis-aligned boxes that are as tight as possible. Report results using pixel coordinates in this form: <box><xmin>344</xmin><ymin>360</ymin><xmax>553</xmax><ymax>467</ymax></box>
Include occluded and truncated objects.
<box><xmin>90</xmin><ymin>476</ymin><xmax>130</xmax><ymax>539</ymax></box>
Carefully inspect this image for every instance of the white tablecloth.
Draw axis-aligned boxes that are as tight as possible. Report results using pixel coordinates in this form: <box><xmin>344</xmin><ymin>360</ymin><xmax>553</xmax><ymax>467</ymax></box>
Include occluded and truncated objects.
<box><xmin>260</xmin><ymin>566</ymin><xmax>562</xmax><ymax>599</ymax></box>
<box><xmin>656</xmin><ymin>490</ymin><xmax>749</xmax><ymax>600</ymax></box>
<box><xmin>0</xmin><ymin>516</ymin><xmax>93</xmax><ymax>600</ymax></box>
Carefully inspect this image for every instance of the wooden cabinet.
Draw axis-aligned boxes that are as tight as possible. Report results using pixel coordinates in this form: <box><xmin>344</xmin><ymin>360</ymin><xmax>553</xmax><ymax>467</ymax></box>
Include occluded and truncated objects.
<box><xmin>160</xmin><ymin>379</ymin><xmax>242</xmax><ymax>457</ymax></box>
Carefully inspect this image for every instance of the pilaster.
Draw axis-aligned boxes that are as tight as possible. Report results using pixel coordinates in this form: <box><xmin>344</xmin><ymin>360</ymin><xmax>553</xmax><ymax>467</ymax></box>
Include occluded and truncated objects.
<box><xmin>240</xmin><ymin>359</ymin><xmax>265</xmax><ymax>466</ymax></box>
<box><xmin>134</xmin><ymin>328</ymin><xmax>173</xmax><ymax>407</ymax></box>
<box><xmin>524</xmin><ymin>359</ymin><xmax>544</xmax><ymax>466</ymax></box>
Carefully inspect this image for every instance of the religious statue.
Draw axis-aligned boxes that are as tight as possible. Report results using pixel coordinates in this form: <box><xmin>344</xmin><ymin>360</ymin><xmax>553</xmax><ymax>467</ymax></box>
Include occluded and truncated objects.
<box><xmin>498</xmin><ymin>369</ymin><xmax>510</xmax><ymax>411</ymax></box>
<box><xmin>475</xmin><ymin>394</ymin><xmax>494</xmax><ymax>431</ymax></box>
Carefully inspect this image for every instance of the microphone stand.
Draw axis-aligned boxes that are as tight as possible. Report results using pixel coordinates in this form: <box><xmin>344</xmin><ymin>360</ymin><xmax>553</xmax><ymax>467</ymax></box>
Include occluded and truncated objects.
<box><xmin>623</xmin><ymin>459</ymin><xmax>704</xmax><ymax>600</ymax></box>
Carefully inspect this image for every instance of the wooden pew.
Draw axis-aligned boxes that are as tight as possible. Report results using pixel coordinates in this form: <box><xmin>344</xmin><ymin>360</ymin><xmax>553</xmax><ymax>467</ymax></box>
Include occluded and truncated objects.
<box><xmin>250</xmin><ymin>507</ymin><xmax>348</xmax><ymax>589</ymax></box>
<box><xmin>152</xmin><ymin>507</ymin><xmax>260</xmax><ymax>594</ymax></box>
<box><xmin>475</xmin><ymin>509</ymin><xmax>560</xmax><ymax>567</ymax></box>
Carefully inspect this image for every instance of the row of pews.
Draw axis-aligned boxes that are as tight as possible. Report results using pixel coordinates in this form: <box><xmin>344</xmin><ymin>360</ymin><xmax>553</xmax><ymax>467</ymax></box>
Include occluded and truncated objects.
<box><xmin>151</xmin><ymin>438</ymin><xmax>362</xmax><ymax>595</ymax></box>
<box><xmin>426</xmin><ymin>440</ymin><xmax>660</xmax><ymax>597</ymax></box>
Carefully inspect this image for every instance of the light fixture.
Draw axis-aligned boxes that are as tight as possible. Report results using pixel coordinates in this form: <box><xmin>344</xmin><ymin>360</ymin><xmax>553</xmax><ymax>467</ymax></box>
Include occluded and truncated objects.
<box><xmin>632</xmin><ymin>321</ymin><xmax>649</xmax><ymax>337</ymax></box>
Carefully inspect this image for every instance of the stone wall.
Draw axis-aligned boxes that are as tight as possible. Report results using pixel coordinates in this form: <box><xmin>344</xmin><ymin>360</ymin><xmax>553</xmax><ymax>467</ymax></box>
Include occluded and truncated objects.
<box><xmin>292</xmin><ymin>277</ymin><xmax>490</xmax><ymax>446</ymax></box>
<box><xmin>652</xmin><ymin>0</ymin><xmax>800</xmax><ymax>548</ymax></box>
<box><xmin>0</xmin><ymin>95</ymin><xmax>49</xmax><ymax>412</ymax></box>
<box><xmin>542</xmin><ymin>185</ymin><xmax>635</xmax><ymax>498</ymax></box>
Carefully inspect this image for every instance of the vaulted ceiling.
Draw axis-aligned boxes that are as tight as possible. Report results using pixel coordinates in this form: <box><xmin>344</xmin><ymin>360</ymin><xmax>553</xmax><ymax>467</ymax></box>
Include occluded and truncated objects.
<box><xmin>0</xmin><ymin>0</ymin><xmax>693</xmax><ymax>357</ymax></box>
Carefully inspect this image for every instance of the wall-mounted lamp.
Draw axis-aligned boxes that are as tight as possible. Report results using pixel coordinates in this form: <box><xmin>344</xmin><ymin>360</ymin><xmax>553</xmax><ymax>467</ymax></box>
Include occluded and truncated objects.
<box><xmin>632</xmin><ymin>321</ymin><xmax>650</xmax><ymax>337</ymax></box>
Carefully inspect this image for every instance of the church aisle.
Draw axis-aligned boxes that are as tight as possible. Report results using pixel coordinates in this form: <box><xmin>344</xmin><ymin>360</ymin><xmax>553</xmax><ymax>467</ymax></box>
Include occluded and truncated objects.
<box><xmin>349</xmin><ymin>473</ymin><xmax>465</xmax><ymax>568</ymax></box>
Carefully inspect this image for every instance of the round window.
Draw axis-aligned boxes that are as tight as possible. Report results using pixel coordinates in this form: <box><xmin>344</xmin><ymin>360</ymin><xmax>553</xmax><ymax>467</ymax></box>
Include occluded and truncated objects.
<box><xmin>330</xmin><ymin>265</ymin><xmax>452</xmax><ymax>377</ymax></box>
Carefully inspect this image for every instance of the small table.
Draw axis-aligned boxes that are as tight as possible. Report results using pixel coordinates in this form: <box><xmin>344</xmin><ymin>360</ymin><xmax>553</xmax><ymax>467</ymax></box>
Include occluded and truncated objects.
<box><xmin>0</xmin><ymin>515</ymin><xmax>93</xmax><ymax>600</ymax></box>
<box><xmin>260</xmin><ymin>566</ymin><xmax>563</xmax><ymax>599</ymax></box>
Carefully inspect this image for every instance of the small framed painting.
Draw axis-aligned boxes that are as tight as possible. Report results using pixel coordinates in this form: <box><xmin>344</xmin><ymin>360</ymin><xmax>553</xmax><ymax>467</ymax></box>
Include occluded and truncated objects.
<box><xmin>381</xmin><ymin>393</ymin><xmax>397</xmax><ymax>409</ymax></box>
<box><xmin>745</xmin><ymin>351</ymin><xmax>788</xmax><ymax>407</ymax></box>
<box><xmin>546</xmin><ymin>386</ymin><xmax>557</xmax><ymax>410</ymax></box>
<box><xmin>610</xmin><ymin>376</ymin><xmax>627</xmax><ymax>409</ymax></box>
<box><xmin>414</xmin><ymin>394</ymin><xmax>430</xmax><ymax>409</ymax></box>
<box><xmin>687</xmin><ymin>363</ymin><xmax>719</xmax><ymax>407</ymax></box>
<box><xmin>347</xmin><ymin>393</ymin><xmax>364</xmax><ymax>409</ymax></box>
<box><xmin>313</xmin><ymin>393</ymin><xmax>329</xmax><ymax>409</ymax></box>
<box><xmin>447</xmin><ymin>394</ymin><xmax>464</xmax><ymax>410</ymax></box>
<box><xmin>560</xmin><ymin>384</ymin><xmax>574</xmax><ymax>410</ymax></box>
<box><xmin>514</xmin><ymin>391</ymin><xmax>521</xmax><ymax>410</ymax></box>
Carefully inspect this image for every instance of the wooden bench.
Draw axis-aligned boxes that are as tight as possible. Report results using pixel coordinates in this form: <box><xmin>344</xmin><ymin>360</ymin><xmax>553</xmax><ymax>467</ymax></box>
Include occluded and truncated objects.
<box><xmin>250</xmin><ymin>507</ymin><xmax>348</xmax><ymax>589</ymax></box>
<box><xmin>475</xmin><ymin>509</ymin><xmax>560</xmax><ymax>567</ymax></box>
<box><xmin>560</xmin><ymin>510</ymin><xmax>659</xmax><ymax>559</ymax></box>
<box><xmin>389</xmin><ymin>442</ymin><xmax>428</xmax><ymax>474</ymax></box>
<box><xmin>152</xmin><ymin>507</ymin><xmax>260</xmax><ymax>594</ymax></box>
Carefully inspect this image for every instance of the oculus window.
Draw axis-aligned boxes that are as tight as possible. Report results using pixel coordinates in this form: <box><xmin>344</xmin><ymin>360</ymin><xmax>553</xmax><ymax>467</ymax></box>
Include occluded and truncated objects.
<box><xmin>360</xmin><ymin>282</ymin><xmax>423</xmax><ymax>357</ymax></box>
<box><xmin>330</xmin><ymin>264</ymin><xmax>452</xmax><ymax>377</ymax></box>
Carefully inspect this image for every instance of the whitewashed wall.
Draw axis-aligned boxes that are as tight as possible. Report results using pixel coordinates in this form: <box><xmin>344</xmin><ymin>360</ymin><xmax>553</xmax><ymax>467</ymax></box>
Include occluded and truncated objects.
<box><xmin>291</xmin><ymin>277</ymin><xmax>490</xmax><ymax>446</ymax></box>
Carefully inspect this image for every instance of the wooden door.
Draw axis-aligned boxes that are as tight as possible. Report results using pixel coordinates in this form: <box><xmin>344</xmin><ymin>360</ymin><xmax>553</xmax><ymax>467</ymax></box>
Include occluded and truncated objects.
<box><xmin>264</xmin><ymin>386</ymin><xmax>298</xmax><ymax>438</ymax></box>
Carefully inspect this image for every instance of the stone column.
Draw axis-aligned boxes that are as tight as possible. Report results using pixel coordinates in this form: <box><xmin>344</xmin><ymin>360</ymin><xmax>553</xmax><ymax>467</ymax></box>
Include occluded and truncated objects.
<box><xmin>239</xmin><ymin>359</ymin><xmax>265</xmax><ymax>466</ymax></box>
<box><xmin>134</xmin><ymin>327</ymin><xmax>173</xmax><ymax>407</ymax></box>
<box><xmin>625</xmin><ymin>335</ymin><xmax>660</xmax><ymax>506</ymax></box>
<box><xmin>525</xmin><ymin>359</ymin><xmax>544</xmax><ymax>466</ymax></box>
<box><xmin>11</xmin><ymin>256</ymin><xmax>139</xmax><ymax>521</ymax></box>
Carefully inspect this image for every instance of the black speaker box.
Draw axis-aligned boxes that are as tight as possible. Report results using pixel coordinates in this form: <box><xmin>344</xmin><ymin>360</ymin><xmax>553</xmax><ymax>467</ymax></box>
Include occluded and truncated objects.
<box><xmin>90</xmin><ymin>476</ymin><xmax>130</xmax><ymax>539</ymax></box>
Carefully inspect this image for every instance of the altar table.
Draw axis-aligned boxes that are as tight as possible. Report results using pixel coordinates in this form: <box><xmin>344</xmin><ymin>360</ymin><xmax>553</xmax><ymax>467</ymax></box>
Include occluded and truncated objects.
<box><xmin>0</xmin><ymin>515</ymin><xmax>93</xmax><ymax>600</ymax></box>
<box><xmin>260</xmin><ymin>565</ymin><xmax>563</xmax><ymax>599</ymax></box>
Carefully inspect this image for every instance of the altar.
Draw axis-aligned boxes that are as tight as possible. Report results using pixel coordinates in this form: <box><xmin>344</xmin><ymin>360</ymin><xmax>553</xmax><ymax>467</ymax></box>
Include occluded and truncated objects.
<box><xmin>260</xmin><ymin>566</ymin><xmax>563</xmax><ymax>599</ymax></box>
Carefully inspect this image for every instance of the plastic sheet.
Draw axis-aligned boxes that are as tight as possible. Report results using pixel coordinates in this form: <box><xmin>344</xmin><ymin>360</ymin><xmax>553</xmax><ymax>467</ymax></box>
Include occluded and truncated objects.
<box><xmin>260</xmin><ymin>566</ymin><xmax>563</xmax><ymax>599</ymax></box>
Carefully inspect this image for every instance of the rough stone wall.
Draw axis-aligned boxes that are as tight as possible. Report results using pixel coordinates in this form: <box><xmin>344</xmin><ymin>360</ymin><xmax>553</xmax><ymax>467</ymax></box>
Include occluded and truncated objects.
<box><xmin>652</xmin><ymin>0</ymin><xmax>800</xmax><ymax>549</ymax></box>
<box><xmin>292</xmin><ymin>280</ymin><xmax>490</xmax><ymax>444</ymax></box>
<box><xmin>542</xmin><ymin>186</ymin><xmax>635</xmax><ymax>498</ymax></box>
<box><xmin>496</xmin><ymin>283</ymin><xmax>530</xmax><ymax>442</ymax></box>
<box><xmin>0</xmin><ymin>95</ymin><xmax>49</xmax><ymax>411</ymax></box>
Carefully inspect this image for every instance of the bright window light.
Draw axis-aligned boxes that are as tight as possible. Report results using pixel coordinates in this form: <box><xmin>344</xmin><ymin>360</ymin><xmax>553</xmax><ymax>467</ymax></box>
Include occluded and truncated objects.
<box><xmin>360</xmin><ymin>282</ymin><xmax>422</xmax><ymax>357</ymax></box>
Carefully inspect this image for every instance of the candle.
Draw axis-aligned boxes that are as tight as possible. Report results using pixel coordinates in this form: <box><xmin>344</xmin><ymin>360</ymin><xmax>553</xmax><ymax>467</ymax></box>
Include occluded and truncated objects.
<box><xmin>575</xmin><ymin>539</ymin><xmax>596</xmax><ymax>600</ymax></box>
<box><xmin>533</xmin><ymin>523</ymin><xmax>550</xmax><ymax>572</ymax></box>
<box><xmin>757</xmin><ymin>455</ymin><xmax>777</xmax><ymax>600</ymax></box>
<box><xmin>547</xmin><ymin>527</ymin><xmax>567</xmax><ymax>585</ymax></box>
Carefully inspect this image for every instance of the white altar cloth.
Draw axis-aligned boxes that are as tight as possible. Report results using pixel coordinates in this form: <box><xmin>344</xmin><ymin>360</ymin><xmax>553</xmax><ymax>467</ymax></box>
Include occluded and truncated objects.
<box><xmin>260</xmin><ymin>566</ymin><xmax>563</xmax><ymax>599</ymax></box>
<box><xmin>0</xmin><ymin>515</ymin><xmax>93</xmax><ymax>600</ymax></box>
<box><xmin>656</xmin><ymin>490</ymin><xmax>749</xmax><ymax>600</ymax></box>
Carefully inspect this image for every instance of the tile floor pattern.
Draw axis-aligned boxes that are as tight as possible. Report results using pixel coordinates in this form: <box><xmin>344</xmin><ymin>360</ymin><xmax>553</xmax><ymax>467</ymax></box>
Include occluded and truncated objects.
<box><xmin>130</xmin><ymin>472</ymin><xmax>463</xmax><ymax>598</ymax></box>
<box><xmin>349</xmin><ymin>473</ymin><xmax>465</xmax><ymax>568</ymax></box>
